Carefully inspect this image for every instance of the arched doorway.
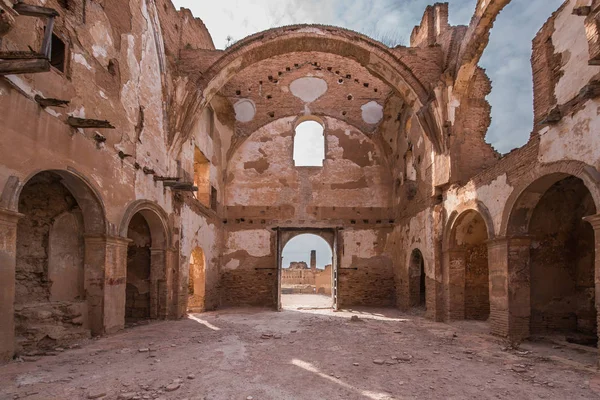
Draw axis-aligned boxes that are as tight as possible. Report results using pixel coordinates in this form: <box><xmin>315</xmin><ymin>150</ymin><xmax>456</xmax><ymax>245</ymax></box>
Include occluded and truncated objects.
<box><xmin>126</xmin><ymin>213</ymin><xmax>152</xmax><ymax>322</ymax></box>
<box><xmin>121</xmin><ymin>202</ymin><xmax>169</xmax><ymax>324</ymax></box>
<box><xmin>409</xmin><ymin>249</ymin><xmax>426</xmax><ymax>309</ymax></box>
<box><xmin>447</xmin><ymin>210</ymin><xmax>490</xmax><ymax>321</ymax></box>
<box><xmin>521</xmin><ymin>176</ymin><xmax>597</xmax><ymax>344</ymax></box>
<box><xmin>280</xmin><ymin>233</ymin><xmax>334</xmax><ymax>309</ymax></box>
<box><xmin>14</xmin><ymin>170</ymin><xmax>105</xmax><ymax>353</ymax></box>
<box><xmin>188</xmin><ymin>247</ymin><xmax>206</xmax><ymax>313</ymax></box>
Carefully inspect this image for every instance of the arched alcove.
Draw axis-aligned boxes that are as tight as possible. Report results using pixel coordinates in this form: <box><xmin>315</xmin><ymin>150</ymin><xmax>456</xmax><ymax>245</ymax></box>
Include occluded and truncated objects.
<box><xmin>408</xmin><ymin>249</ymin><xmax>426</xmax><ymax>309</ymax></box>
<box><xmin>13</xmin><ymin>170</ymin><xmax>106</xmax><ymax>352</ymax></box>
<box><xmin>120</xmin><ymin>201</ymin><xmax>170</xmax><ymax>324</ymax></box>
<box><xmin>447</xmin><ymin>210</ymin><xmax>490</xmax><ymax>321</ymax></box>
<box><xmin>188</xmin><ymin>247</ymin><xmax>206</xmax><ymax>313</ymax></box>
<box><xmin>506</xmin><ymin>175</ymin><xmax>597</xmax><ymax>344</ymax></box>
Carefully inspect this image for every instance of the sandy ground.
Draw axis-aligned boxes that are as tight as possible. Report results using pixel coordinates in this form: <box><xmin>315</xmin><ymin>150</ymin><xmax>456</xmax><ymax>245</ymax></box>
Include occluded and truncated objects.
<box><xmin>281</xmin><ymin>294</ymin><xmax>333</xmax><ymax>309</ymax></box>
<box><xmin>1</xmin><ymin>307</ymin><xmax>600</xmax><ymax>400</ymax></box>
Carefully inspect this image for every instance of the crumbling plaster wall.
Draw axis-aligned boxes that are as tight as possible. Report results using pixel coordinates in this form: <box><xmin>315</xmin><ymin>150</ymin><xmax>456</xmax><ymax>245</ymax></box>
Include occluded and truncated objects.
<box><xmin>221</xmin><ymin>228</ymin><xmax>277</xmax><ymax>307</ymax></box>
<box><xmin>338</xmin><ymin>229</ymin><xmax>395</xmax><ymax>307</ymax></box>
<box><xmin>442</xmin><ymin>0</ymin><xmax>600</xmax><ymax>239</ymax></box>
<box><xmin>178</xmin><ymin>205</ymin><xmax>220</xmax><ymax>312</ymax></box>
<box><xmin>0</xmin><ymin>0</ymin><xmax>222</xmax><ymax>358</ymax></box>
<box><xmin>396</xmin><ymin>0</ymin><xmax>600</xmax><ymax>327</ymax></box>
<box><xmin>225</xmin><ymin>116</ymin><xmax>392</xmax><ymax>216</ymax></box>
<box><xmin>175</xmin><ymin>102</ymin><xmax>229</xmax><ymax>314</ymax></box>
<box><xmin>221</xmin><ymin>114</ymin><xmax>396</xmax><ymax>307</ymax></box>
<box><xmin>533</xmin><ymin>0</ymin><xmax>600</xmax><ymax>171</ymax></box>
<box><xmin>0</xmin><ymin>0</ymin><xmax>181</xmax><ymax>223</ymax></box>
<box><xmin>388</xmin><ymin>207</ymin><xmax>441</xmax><ymax>319</ymax></box>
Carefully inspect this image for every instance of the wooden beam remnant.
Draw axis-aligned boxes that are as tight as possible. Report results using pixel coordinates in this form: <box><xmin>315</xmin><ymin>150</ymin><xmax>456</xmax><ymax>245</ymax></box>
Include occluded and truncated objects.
<box><xmin>34</xmin><ymin>95</ymin><xmax>70</xmax><ymax>108</ymax></box>
<box><xmin>0</xmin><ymin>51</ymin><xmax>45</xmax><ymax>60</ymax></box>
<box><xmin>163</xmin><ymin>181</ymin><xmax>197</xmax><ymax>191</ymax></box>
<box><xmin>0</xmin><ymin>58</ymin><xmax>50</xmax><ymax>74</ymax></box>
<box><xmin>13</xmin><ymin>2</ymin><xmax>59</xmax><ymax>18</ymax></box>
<box><xmin>67</xmin><ymin>116</ymin><xmax>115</xmax><ymax>129</ymax></box>
<box><xmin>154</xmin><ymin>176</ymin><xmax>181</xmax><ymax>182</ymax></box>
<box><xmin>169</xmin><ymin>184</ymin><xmax>199</xmax><ymax>192</ymax></box>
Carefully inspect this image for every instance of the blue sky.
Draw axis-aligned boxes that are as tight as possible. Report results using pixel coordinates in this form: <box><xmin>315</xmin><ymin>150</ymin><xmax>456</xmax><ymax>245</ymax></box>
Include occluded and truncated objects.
<box><xmin>173</xmin><ymin>0</ymin><xmax>564</xmax><ymax>154</ymax></box>
<box><xmin>282</xmin><ymin>234</ymin><xmax>333</xmax><ymax>269</ymax></box>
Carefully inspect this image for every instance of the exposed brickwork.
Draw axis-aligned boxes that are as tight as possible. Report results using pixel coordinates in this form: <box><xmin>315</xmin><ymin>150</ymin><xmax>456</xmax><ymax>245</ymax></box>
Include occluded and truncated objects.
<box><xmin>531</xmin><ymin>14</ymin><xmax>562</xmax><ymax>128</ymax></box>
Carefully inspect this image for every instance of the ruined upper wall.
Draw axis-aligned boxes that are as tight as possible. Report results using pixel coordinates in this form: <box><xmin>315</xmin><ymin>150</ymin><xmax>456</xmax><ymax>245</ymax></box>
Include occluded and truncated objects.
<box><xmin>532</xmin><ymin>0</ymin><xmax>600</xmax><ymax>171</ymax></box>
<box><xmin>225</xmin><ymin>116</ymin><xmax>393</xmax><ymax>223</ymax></box>
<box><xmin>0</xmin><ymin>0</ymin><xmax>218</xmax><ymax>227</ymax></box>
<box><xmin>156</xmin><ymin>0</ymin><xmax>215</xmax><ymax>64</ymax></box>
<box><xmin>410</xmin><ymin>3</ymin><xmax>450</xmax><ymax>48</ymax></box>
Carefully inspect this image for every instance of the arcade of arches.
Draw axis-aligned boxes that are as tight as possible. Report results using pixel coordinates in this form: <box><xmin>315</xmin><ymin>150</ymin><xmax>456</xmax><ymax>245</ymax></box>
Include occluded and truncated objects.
<box><xmin>1</xmin><ymin>0</ymin><xmax>600</xmax><ymax>390</ymax></box>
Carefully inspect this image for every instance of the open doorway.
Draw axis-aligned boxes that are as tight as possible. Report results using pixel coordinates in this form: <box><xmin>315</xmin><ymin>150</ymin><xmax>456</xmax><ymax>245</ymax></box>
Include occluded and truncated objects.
<box><xmin>409</xmin><ymin>249</ymin><xmax>426</xmax><ymax>311</ymax></box>
<box><xmin>279</xmin><ymin>232</ymin><xmax>335</xmax><ymax>310</ymax></box>
<box><xmin>188</xmin><ymin>247</ymin><xmax>206</xmax><ymax>313</ymax></box>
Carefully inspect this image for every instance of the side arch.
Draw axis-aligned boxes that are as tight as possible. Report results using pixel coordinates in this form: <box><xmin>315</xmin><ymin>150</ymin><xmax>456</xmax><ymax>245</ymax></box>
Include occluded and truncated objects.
<box><xmin>1</xmin><ymin>169</ymin><xmax>107</xmax><ymax>235</ymax></box>
<box><xmin>500</xmin><ymin>161</ymin><xmax>600</xmax><ymax>236</ymax></box>
<box><xmin>119</xmin><ymin>200</ymin><xmax>171</xmax><ymax>249</ymax></box>
<box><xmin>120</xmin><ymin>200</ymin><xmax>172</xmax><ymax>321</ymax></box>
<box><xmin>443</xmin><ymin>203</ymin><xmax>493</xmax><ymax>321</ymax></box>
<box><xmin>443</xmin><ymin>200</ymin><xmax>495</xmax><ymax>251</ymax></box>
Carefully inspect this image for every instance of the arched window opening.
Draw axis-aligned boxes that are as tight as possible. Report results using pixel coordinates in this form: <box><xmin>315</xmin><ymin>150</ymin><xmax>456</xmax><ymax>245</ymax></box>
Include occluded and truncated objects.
<box><xmin>293</xmin><ymin>120</ymin><xmax>325</xmax><ymax>167</ymax></box>
<box><xmin>281</xmin><ymin>234</ymin><xmax>333</xmax><ymax>309</ymax></box>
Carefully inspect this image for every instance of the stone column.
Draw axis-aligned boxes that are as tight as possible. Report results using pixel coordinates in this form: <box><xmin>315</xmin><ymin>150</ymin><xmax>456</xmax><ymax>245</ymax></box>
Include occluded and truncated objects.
<box><xmin>0</xmin><ymin>208</ymin><xmax>23</xmax><ymax>362</ymax></box>
<box><xmin>583</xmin><ymin>214</ymin><xmax>600</xmax><ymax>364</ymax></box>
<box><xmin>433</xmin><ymin>237</ymin><xmax>445</xmax><ymax>322</ymax></box>
<box><xmin>487</xmin><ymin>236</ymin><xmax>531</xmax><ymax>341</ymax></box>
<box><xmin>164</xmin><ymin>247</ymin><xmax>178</xmax><ymax>319</ymax></box>
<box><xmin>150</xmin><ymin>248</ymin><xmax>168</xmax><ymax>319</ymax></box>
<box><xmin>83</xmin><ymin>235</ymin><xmax>108</xmax><ymax>336</ymax></box>
<box><xmin>445</xmin><ymin>249</ymin><xmax>466</xmax><ymax>320</ymax></box>
<box><xmin>88</xmin><ymin>235</ymin><xmax>130</xmax><ymax>335</ymax></box>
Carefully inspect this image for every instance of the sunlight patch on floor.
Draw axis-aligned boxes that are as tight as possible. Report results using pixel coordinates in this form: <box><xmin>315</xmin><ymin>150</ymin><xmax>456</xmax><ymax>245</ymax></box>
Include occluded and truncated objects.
<box><xmin>291</xmin><ymin>359</ymin><xmax>397</xmax><ymax>400</ymax></box>
<box><xmin>187</xmin><ymin>314</ymin><xmax>221</xmax><ymax>331</ymax></box>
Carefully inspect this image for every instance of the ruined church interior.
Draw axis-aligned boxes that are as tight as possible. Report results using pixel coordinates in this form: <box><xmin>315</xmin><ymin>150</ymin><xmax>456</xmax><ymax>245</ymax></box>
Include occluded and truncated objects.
<box><xmin>1</xmin><ymin>0</ymin><xmax>600</xmax><ymax>398</ymax></box>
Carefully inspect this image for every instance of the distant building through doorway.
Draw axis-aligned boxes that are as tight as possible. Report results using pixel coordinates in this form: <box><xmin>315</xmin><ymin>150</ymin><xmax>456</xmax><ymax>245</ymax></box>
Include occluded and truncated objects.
<box><xmin>281</xmin><ymin>234</ymin><xmax>333</xmax><ymax>309</ymax></box>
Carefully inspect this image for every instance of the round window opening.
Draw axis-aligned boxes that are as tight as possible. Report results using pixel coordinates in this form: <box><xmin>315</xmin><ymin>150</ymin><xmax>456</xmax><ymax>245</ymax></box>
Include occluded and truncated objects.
<box><xmin>293</xmin><ymin>120</ymin><xmax>325</xmax><ymax>167</ymax></box>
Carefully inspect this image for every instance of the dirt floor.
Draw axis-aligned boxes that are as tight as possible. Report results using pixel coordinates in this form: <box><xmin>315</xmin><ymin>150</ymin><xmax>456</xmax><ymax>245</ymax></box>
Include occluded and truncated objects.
<box><xmin>1</xmin><ymin>308</ymin><xmax>600</xmax><ymax>400</ymax></box>
<box><xmin>281</xmin><ymin>294</ymin><xmax>333</xmax><ymax>309</ymax></box>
